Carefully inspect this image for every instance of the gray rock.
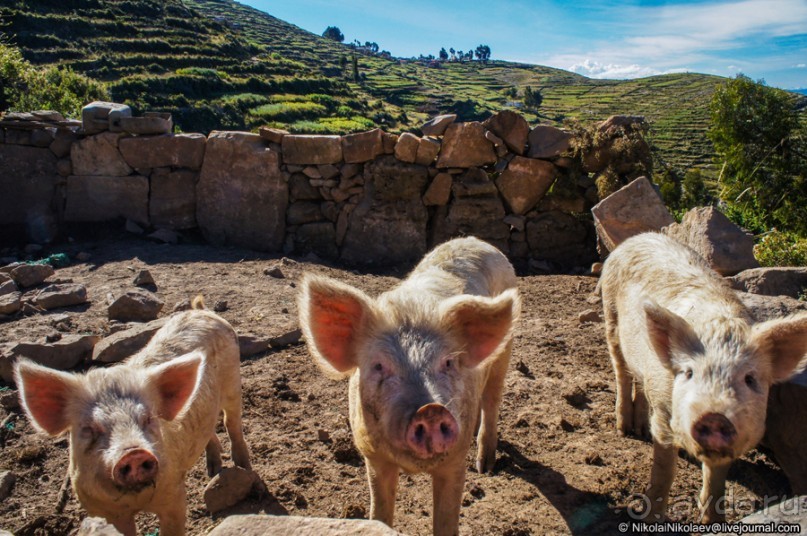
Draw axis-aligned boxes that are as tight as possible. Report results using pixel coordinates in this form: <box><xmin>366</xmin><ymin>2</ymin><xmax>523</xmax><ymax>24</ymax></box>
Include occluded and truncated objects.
<box><xmin>282</xmin><ymin>135</ymin><xmax>343</xmax><ymax>165</ymax></box>
<box><xmin>270</xmin><ymin>328</ymin><xmax>302</xmax><ymax>348</ymax></box>
<box><xmin>0</xmin><ymin>145</ymin><xmax>59</xmax><ymax>227</ymax></box>
<box><xmin>203</xmin><ymin>467</ymin><xmax>262</xmax><ymax>514</ymax></box>
<box><xmin>663</xmin><ymin>206</ymin><xmax>758</xmax><ymax>276</ymax></box>
<box><xmin>342</xmin><ymin>129</ymin><xmax>383</xmax><ymax>163</ymax></box>
<box><xmin>495</xmin><ymin>156</ymin><xmax>558</xmax><ymax>214</ymax></box>
<box><xmin>149</xmin><ymin>170</ymin><xmax>198</xmax><ymax>230</ymax></box>
<box><xmin>483</xmin><ymin>110</ymin><xmax>529</xmax><ymax>155</ymax></box>
<box><xmin>34</xmin><ymin>283</ymin><xmax>89</xmax><ymax>310</ymax></box>
<box><xmin>393</xmin><ymin>132</ymin><xmax>419</xmax><ymax>164</ymax></box>
<box><xmin>108</xmin><ymin>289</ymin><xmax>164</xmax><ymax>322</ymax></box>
<box><xmin>420</xmin><ymin>114</ymin><xmax>457</xmax><ymax>137</ymax></box>
<box><xmin>147</xmin><ymin>228</ymin><xmax>180</xmax><ymax>244</ymax></box>
<box><xmin>526</xmin><ymin>125</ymin><xmax>572</xmax><ymax>159</ymax></box>
<box><xmin>197</xmin><ymin>132</ymin><xmax>287</xmax><ymax>252</ymax></box>
<box><xmin>591</xmin><ymin>176</ymin><xmax>674</xmax><ymax>253</ymax></box>
<box><xmin>729</xmin><ymin>267</ymin><xmax>807</xmax><ymax>299</ymax></box>
<box><xmin>422</xmin><ymin>173</ymin><xmax>453</xmax><ymax>206</ymax></box>
<box><xmin>1</xmin><ymin>334</ymin><xmax>100</xmax><ymax>382</ymax></box>
<box><xmin>437</xmin><ymin>122</ymin><xmax>496</xmax><ymax>168</ymax></box>
<box><xmin>133</xmin><ymin>269</ymin><xmax>155</xmax><ymax>287</ymax></box>
<box><xmin>76</xmin><ymin>517</ymin><xmax>124</xmax><ymax>536</ymax></box>
<box><xmin>81</xmin><ymin>101</ymin><xmax>131</xmax><ymax>134</ymax></box>
<box><xmin>238</xmin><ymin>335</ymin><xmax>271</xmax><ymax>357</ymax></box>
<box><xmin>118</xmin><ymin>133</ymin><xmax>205</xmax><ymax>170</ymax></box>
<box><xmin>71</xmin><ymin>132</ymin><xmax>132</xmax><ymax>176</ymax></box>
<box><xmin>734</xmin><ymin>291</ymin><xmax>807</xmax><ymax>322</ymax></box>
<box><xmin>207</xmin><ymin>515</ymin><xmax>403</xmax><ymax>536</ymax></box>
<box><xmin>259</xmin><ymin>127</ymin><xmax>288</xmax><ymax>144</ymax></box>
<box><xmin>118</xmin><ymin>113</ymin><xmax>172</xmax><ymax>135</ymax></box>
<box><xmin>10</xmin><ymin>264</ymin><xmax>54</xmax><ymax>288</ymax></box>
<box><xmin>0</xmin><ymin>292</ymin><xmax>20</xmax><ymax>316</ymax></box>
<box><xmin>92</xmin><ymin>318</ymin><xmax>167</xmax><ymax>363</ymax></box>
<box><xmin>65</xmin><ymin>175</ymin><xmax>149</xmax><ymax>226</ymax></box>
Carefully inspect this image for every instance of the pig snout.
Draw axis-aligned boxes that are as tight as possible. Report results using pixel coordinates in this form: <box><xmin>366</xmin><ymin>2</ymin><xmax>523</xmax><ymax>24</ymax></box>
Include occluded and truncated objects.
<box><xmin>692</xmin><ymin>413</ymin><xmax>737</xmax><ymax>457</ymax></box>
<box><xmin>406</xmin><ymin>403</ymin><xmax>459</xmax><ymax>459</ymax></box>
<box><xmin>113</xmin><ymin>449</ymin><xmax>159</xmax><ymax>489</ymax></box>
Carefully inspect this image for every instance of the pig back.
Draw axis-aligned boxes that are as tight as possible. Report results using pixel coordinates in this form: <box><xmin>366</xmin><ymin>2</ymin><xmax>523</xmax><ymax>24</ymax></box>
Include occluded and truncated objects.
<box><xmin>130</xmin><ymin>310</ymin><xmax>241</xmax><ymax>469</ymax></box>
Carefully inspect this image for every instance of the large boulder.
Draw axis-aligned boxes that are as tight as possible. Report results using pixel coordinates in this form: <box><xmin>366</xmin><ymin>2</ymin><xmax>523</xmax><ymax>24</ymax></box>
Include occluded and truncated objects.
<box><xmin>149</xmin><ymin>170</ymin><xmax>197</xmax><ymax>230</ymax></box>
<box><xmin>208</xmin><ymin>515</ymin><xmax>403</xmax><ymax>536</ymax></box>
<box><xmin>420</xmin><ymin>114</ymin><xmax>457</xmax><ymax>137</ymax></box>
<box><xmin>282</xmin><ymin>135</ymin><xmax>342</xmax><ymax>165</ymax></box>
<box><xmin>591</xmin><ymin>176</ymin><xmax>674</xmax><ymax>252</ymax></box>
<box><xmin>118</xmin><ymin>133</ymin><xmax>206</xmax><ymax>170</ymax></box>
<box><xmin>71</xmin><ymin>132</ymin><xmax>133</xmax><ymax>176</ymax></box>
<box><xmin>436</xmin><ymin>122</ymin><xmax>497</xmax><ymax>168</ymax></box>
<box><xmin>729</xmin><ymin>267</ymin><xmax>807</xmax><ymax>299</ymax></box>
<box><xmin>495</xmin><ymin>156</ymin><xmax>558</xmax><ymax>214</ymax></box>
<box><xmin>0</xmin><ymin>145</ymin><xmax>59</xmax><ymax>228</ymax></box>
<box><xmin>108</xmin><ymin>289</ymin><xmax>164</xmax><ymax>322</ymax></box>
<box><xmin>393</xmin><ymin>132</ymin><xmax>419</xmax><ymax>164</ymax></box>
<box><xmin>341</xmin><ymin>129</ymin><xmax>383</xmax><ymax>163</ymax></box>
<box><xmin>0</xmin><ymin>334</ymin><xmax>100</xmax><ymax>382</ymax></box>
<box><xmin>663</xmin><ymin>206</ymin><xmax>758</xmax><ymax>276</ymax></box>
<box><xmin>92</xmin><ymin>318</ymin><xmax>168</xmax><ymax>363</ymax></box>
<box><xmin>34</xmin><ymin>283</ymin><xmax>89</xmax><ymax>310</ymax></box>
<box><xmin>483</xmin><ymin>110</ymin><xmax>529</xmax><ymax>155</ymax></box>
<box><xmin>65</xmin><ymin>175</ymin><xmax>150</xmax><ymax>226</ymax></box>
<box><xmin>340</xmin><ymin>156</ymin><xmax>428</xmax><ymax>265</ymax></box>
<box><xmin>526</xmin><ymin>125</ymin><xmax>571</xmax><ymax>159</ymax></box>
<box><xmin>196</xmin><ymin>132</ymin><xmax>288</xmax><ymax>251</ymax></box>
<box><xmin>734</xmin><ymin>291</ymin><xmax>807</xmax><ymax>323</ymax></box>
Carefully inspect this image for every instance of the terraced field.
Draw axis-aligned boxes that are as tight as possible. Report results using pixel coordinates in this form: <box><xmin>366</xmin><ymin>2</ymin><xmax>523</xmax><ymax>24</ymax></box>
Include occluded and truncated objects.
<box><xmin>3</xmin><ymin>0</ymin><xmax>731</xmax><ymax>174</ymax></box>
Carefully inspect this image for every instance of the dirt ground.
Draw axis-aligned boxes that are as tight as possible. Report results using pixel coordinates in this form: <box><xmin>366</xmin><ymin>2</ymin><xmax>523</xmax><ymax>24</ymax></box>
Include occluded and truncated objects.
<box><xmin>0</xmin><ymin>230</ymin><xmax>792</xmax><ymax>535</ymax></box>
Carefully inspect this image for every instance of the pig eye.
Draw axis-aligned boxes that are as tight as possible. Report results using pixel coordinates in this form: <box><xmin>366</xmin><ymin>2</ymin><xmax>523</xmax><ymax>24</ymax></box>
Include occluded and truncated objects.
<box><xmin>744</xmin><ymin>374</ymin><xmax>757</xmax><ymax>390</ymax></box>
<box><xmin>373</xmin><ymin>363</ymin><xmax>384</xmax><ymax>373</ymax></box>
<box><xmin>684</xmin><ymin>369</ymin><xmax>693</xmax><ymax>380</ymax></box>
<box><xmin>445</xmin><ymin>358</ymin><xmax>453</xmax><ymax>370</ymax></box>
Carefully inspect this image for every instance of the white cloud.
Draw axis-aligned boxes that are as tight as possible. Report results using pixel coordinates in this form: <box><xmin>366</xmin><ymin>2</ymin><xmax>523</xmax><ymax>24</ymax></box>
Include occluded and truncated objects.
<box><xmin>797</xmin><ymin>63</ymin><xmax>807</xmax><ymax>68</ymax></box>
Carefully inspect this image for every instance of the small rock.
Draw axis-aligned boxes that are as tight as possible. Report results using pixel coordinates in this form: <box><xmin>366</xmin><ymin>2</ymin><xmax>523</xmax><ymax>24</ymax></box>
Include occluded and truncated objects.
<box><xmin>590</xmin><ymin>262</ymin><xmax>603</xmax><ymax>276</ymax></box>
<box><xmin>148</xmin><ymin>228</ymin><xmax>179</xmax><ymax>244</ymax></box>
<box><xmin>585</xmin><ymin>452</ymin><xmax>604</xmax><ymax>466</ymax></box>
<box><xmin>558</xmin><ymin>417</ymin><xmax>576</xmax><ymax>432</ymax></box>
<box><xmin>76</xmin><ymin>516</ymin><xmax>124</xmax><ymax>536</ymax></box>
<box><xmin>563</xmin><ymin>385</ymin><xmax>590</xmax><ymax>408</ymax></box>
<box><xmin>238</xmin><ymin>335</ymin><xmax>270</xmax><ymax>358</ymax></box>
<box><xmin>45</xmin><ymin>332</ymin><xmax>62</xmax><ymax>343</ymax></box>
<box><xmin>34</xmin><ymin>283</ymin><xmax>89</xmax><ymax>310</ymax></box>
<box><xmin>317</xmin><ymin>429</ymin><xmax>331</xmax><ymax>442</ymax></box>
<box><xmin>263</xmin><ymin>265</ymin><xmax>286</xmax><ymax>279</ymax></box>
<box><xmin>578</xmin><ymin>309</ymin><xmax>601</xmax><ymax>323</ymax></box>
<box><xmin>213</xmin><ymin>300</ymin><xmax>228</xmax><ymax>313</ymax></box>
<box><xmin>133</xmin><ymin>269</ymin><xmax>155</xmax><ymax>287</ymax></box>
<box><xmin>515</xmin><ymin>360</ymin><xmax>533</xmax><ymax>378</ymax></box>
<box><xmin>586</xmin><ymin>294</ymin><xmax>602</xmax><ymax>305</ymax></box>
<box><xmin>342</xmin><ymin>504</ymin><xmax>367</xmax><ymax>519</ymax></box>
<box><xmin>468</xmin><ymin>483</ymin><xmax>485</xmax><ymax>499</ymax></box>
<box><xmin>108</xmin><ymin>289</ymin><xmax>164</xmax><ymax>322</ymax></box>
<box><xmin>269</xmin><ymin>328</ymin><xmax>302</xmax><ymax>348</ymax></box>
<box><xmin>10</xmin><ymin>263</ymin><xmax>54</xmax><ymax>288</ymax></box>
<box><xmin>92</xmin><ymin>318</ymin><xmax>168</xmax><ymax>363</ymax></box>
<box><xmin>20</xmin><ymin>302</ymin><xmax>44</xmax><ymax>316</ymax></box>
<box><xmin>203</xmin><ymin>467</ymin><xmax>262</xmax><ymax>515</ymax></box>
<box><xmin>173</xmin><ymin>299</ymin><xmax>192</xmax><ymax>312</ymax></box>
<box><xmin>0</xmin><ymin>280</ymin><xmax>17</xmax><ymax>297</ymax></box>
<box><xmin>0</xmin><ymin>471</ymin><xmax>17</xmax><ymax>501</ymax></box>
<box><xmin>0</xmin><ymin>292</ymin><xmax>21</xmax><ymax>315</ymax></box>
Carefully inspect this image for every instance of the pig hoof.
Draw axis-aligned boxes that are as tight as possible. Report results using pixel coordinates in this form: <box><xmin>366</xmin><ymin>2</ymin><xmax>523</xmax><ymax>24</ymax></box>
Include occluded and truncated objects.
<box><xmin>207</xmin><ymin>459</ymin><xmax>222</xmax><ymax>477</ymax></box>
<box><xmin>476</xmin><ymin>455</ymin><xmax>495</xmax><ymax>474</ymax></box>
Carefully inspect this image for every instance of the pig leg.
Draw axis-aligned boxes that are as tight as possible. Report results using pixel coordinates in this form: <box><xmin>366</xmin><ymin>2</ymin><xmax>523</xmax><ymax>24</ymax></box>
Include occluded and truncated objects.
<box><xmin>109</xmin><ymin>516</ymin><xmax>136</xmax><ymax>536</ymax></box>
<box><xmin>699</xmin><ymin>462</ymin><xmax>730</xmax><ymax>523</ymax></box>
<box><xmin>476</xmin><ymin>342</ymin><xmax>510</xmax><ymax>473</ymax></box>
<box><xmin>645</xmin><ymin>440</ymin><xmax>678</xmax><ymax>522</ymax></box>
<box><xmin>205</xmin><ymin>433</ymin><xmax>223</xmax><ymax>476</ymax></box>
<box><xmin>431</xmin><ymin>463</ymin><xmax>465</xmax><ymax>536</ymax></box>
<box><xmin>632</xmin><ymin>382</ymin><xmax>650</xmax><ymax>438</ymax></box>
<box><xmin>222</xmin><ymin>390</ymin><xmax>252</xmax><ymax>470</ymax></box>
<box><xmin>155</xmin><ymin>486</ymin><xmax>187</xmax><ymax>536</ymax></box>
<box><xmin>605</xmin><ymin>311</ymin><xmax>634</xmax><ymax>436</ymax></box>
<box><xmin>366</xmin><ymin>457</ymin><xmax>399</xmax><ymax>527</ymax></box>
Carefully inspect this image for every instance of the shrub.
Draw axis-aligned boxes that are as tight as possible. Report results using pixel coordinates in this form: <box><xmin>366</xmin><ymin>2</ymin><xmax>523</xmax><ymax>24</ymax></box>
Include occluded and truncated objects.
<box><xmin>249</xmin><ymin>101</ymin><xmax>327</xmax><ymax>121</ymax></box>
<box><xmin>753</xmin><ymin>230</ymin><xmax>807</xmax><ymax>267</ymax></box>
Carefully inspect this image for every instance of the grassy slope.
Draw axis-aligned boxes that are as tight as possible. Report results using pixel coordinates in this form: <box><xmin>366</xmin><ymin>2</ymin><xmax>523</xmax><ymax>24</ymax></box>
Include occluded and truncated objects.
<box><xmin>2</xmin><ymin>0</ymin><xmax>725</xmax><ymax>174</ymax></box>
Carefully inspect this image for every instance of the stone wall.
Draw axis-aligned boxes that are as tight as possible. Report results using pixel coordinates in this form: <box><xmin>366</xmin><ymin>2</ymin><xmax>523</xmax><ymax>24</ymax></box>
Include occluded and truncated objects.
<box><xmin>0</xmin><ymin>106</ymin><xmax>647</xmax><ymax>270</ymax></box>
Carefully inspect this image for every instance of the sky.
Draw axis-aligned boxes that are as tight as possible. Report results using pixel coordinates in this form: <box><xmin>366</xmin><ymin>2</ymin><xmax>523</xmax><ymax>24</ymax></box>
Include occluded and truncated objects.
<box><xmin>242</xmin><ymin>0</ymin><xmax>807</xmax><ymax>90</ymax></box>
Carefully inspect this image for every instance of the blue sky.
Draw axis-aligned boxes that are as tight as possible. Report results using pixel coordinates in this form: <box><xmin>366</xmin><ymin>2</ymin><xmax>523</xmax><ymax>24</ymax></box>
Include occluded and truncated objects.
<box><xmin>242</xmin><ymin>0</ymin><xmax>807</xmax><ymax>90</ymax></box>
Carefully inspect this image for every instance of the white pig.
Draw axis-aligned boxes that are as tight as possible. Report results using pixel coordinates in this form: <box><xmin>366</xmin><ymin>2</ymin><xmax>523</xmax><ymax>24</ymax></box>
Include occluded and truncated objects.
<box><xmin>600</xmin><ymin>232</ymin><xmax>807</xmax><ymax>522</ymax></box>
<box><xmin>14</xmin><ymin>298</ymin><xmax>251</xmax><ymax>536</ymax></box>
<box><xmin>299</xmin><ymin>237</ymin><xmax>520</xmax><ymax>536</ymax></box>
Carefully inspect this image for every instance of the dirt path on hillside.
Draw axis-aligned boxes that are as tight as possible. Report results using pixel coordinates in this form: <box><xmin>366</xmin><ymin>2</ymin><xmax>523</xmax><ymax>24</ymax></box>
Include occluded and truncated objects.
<box><xmin>0</xmin><ymin>235</ymin><xmax>790</xmax><ymax>535</ymax></box>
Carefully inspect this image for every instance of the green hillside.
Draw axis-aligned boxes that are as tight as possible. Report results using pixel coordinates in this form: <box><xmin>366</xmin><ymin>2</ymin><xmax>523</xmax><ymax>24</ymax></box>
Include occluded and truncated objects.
<box><xmin>1</xmin><ymin>0</ymin><xmax>727</xmax><ymax>175</ymax></box>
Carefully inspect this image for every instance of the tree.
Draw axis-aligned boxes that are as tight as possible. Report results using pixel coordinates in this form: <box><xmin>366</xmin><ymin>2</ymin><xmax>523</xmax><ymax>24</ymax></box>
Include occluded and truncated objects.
<box><xmin>352</xmin><ymin>54</ymin><xmax>359</xmax><ymax>82</ymax></box>
<box><xmin>708</xmin><ymin>74</ymin><xmax>807</xmax><ymax>235</ymax></box>
<box><xmin>322</xmin><ymin>26</ymin><xmax>344</xmax><ymax>42</ymax></box>
<box><xmin>449</xmin><ymin>47</ymin><xmax>455</xmax><ymax>60</ymax></box>
<box><xmin>439</xmin><ymin>47</ymin><xmax>448</xmax><ymax>61</ymax></box>
<box><xmin>474</xmin><ymin>44</ymin><xmax>491</xmax><ymax>62</ymax></box>
<box><xmin>522</xmin><ymin>86</ymin><xmax>542</xmax><ymax>110</ymax></box>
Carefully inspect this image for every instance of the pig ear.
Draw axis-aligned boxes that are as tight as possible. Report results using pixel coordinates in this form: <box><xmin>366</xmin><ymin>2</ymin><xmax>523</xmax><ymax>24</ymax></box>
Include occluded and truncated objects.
<box><xmin>14</xmin><ymin>359</ymin><xmax>80</xmax><ymax>436</ymax></box>
<box><xmin>149</xmin><ymin>352</ymin><xmax>204</xmax><ymax>421</ymax></box>
<box><xmin>643</xmin><ymin>300</ymin><xmax>702</xmax><ymax>369</ymax></box>
<box><xmin>442</xmin><ymin>289</ymin><xmax>520</xmax><ymax>368</ymax></box>
<box><xmin>751</xmin><ymin>313</ymin><xmax>807</xmax><ymax>383</ymax></box>
<box><xmin>299</xmin><ymin>274</ymin><xmax>375</xmax><ymax>378</ymax></box>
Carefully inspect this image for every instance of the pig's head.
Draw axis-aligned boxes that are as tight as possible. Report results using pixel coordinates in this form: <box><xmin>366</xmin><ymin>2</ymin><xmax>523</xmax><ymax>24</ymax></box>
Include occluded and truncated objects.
<box><xmin>300</xmin><ymin>275</ymin><xmax>519</xmax><ymax>466</ymax></box>
<box><xmin>15</xmin><ymin>353</ymin><xmax>203</xmax><ymax>500</ymax></box>
<box><xmin>644</xmin><ymin>301</ymin><xmax>807</xmax><ymax>464</ymax></box>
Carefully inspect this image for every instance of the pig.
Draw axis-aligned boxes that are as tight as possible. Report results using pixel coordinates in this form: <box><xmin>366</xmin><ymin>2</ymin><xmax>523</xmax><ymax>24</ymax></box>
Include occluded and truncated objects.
<box><xmin>298</xmin><ymin>236</ymin><xmax>520</xmax><ymax>536</ymax></box>
<box><xmin>600</xmin><ymin>232</ymin><xmax>807</xmax><ymax>523</ymax></box>
<box><xmin>14</xmin><ymin>297</ymin><xmax>251</xmax><ymax>536</ymax></box>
